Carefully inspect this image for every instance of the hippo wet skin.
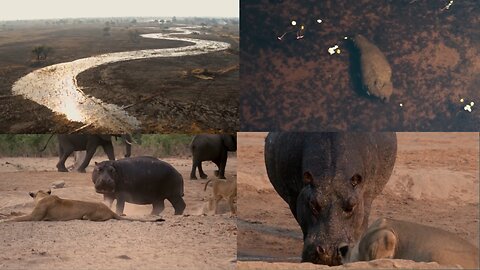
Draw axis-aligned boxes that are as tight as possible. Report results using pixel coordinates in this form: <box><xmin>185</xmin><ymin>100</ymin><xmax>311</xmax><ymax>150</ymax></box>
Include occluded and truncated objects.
<box><xmin>264</xmin><ymin>132</ymin><xmax>397</xmax><ymax>266</ymax></box>
<box><xmin>92</xmin><ymin>156</ymin><xmax>186</xmax><ymax>215</ymax></box>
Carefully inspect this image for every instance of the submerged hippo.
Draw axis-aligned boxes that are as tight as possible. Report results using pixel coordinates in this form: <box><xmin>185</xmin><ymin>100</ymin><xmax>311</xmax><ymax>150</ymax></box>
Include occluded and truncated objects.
<box><xmin>92</xmin><ymin>156</ymin><xmax>186</xmax><ymax>215</ymax></box>
<box><xmin>265</xmin><ymin>132</ymin><xmax>397</xmax><ymax>266</ymax></box>
<box><xmin>340</xmin><ymin>218</ymin><xmax>479</xmax><ymax>269</ymax></box>
<box><xmin>353</xmin><ymin>35</ymin><xmax>393</xmax><ymax>102</ymax></box>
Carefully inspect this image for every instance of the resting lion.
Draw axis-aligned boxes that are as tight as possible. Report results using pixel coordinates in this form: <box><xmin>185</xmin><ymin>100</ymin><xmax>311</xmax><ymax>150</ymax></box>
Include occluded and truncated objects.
<box><xmin>1</xmin><ymin>190</ymin><xmax>164</xmax><ymax>222</ymax></box>
<box><xmin>340</xmin><ymin>218</ymin><xmax>479</xmax><ymax>269</ymax></box>
<box><xmin>204</xmin><ymin>179</ymin><xmax>237</xmax><ymax>215</ymax></box>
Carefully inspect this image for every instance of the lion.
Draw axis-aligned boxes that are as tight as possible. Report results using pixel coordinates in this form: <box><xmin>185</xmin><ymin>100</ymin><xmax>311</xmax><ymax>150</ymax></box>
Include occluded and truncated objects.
<box><xmin>204</xmin><ymin>179</ymin><xmax>237</xmax><ymax>216</ymax></box>
<box><xmin>1</xmin><ymin>190</ymin><xmax>164</xmax><ymax>222</ymax></box>
<box><xmin>340</xmin><ymin>218</ymin><xmax>479</xmax><ymax>269</ymax></box>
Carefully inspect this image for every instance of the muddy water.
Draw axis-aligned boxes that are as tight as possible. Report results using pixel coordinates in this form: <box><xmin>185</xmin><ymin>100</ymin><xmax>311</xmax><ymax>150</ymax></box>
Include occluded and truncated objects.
<box><xmin>240</xmin><ymin>0</ymin><xmax>479</xmax><ymax>131</ymax></box>
<box><xmin>11</xmin><ymin>26</ymin><xmax>230</xmax><ymax>132</ymax></box>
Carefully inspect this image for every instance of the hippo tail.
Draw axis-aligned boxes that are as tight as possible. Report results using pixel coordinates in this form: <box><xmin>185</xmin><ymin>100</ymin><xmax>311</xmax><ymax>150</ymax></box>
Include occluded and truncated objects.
<box><xmin>204</xmin><ymin>179</ymin><xmax>213</xmax><ymax>191</ymax></box>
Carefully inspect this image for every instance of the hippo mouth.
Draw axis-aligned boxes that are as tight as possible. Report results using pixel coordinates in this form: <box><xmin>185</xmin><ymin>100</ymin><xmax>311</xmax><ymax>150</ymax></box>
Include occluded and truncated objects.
<box><xmin>94</xmin><ymin>188</ymin><xmax>115</xmax><ymax>194</ymax></box>
<box><xmin>302</xmin><ymin>244</ymin><xmax>344</xmax><ymax>266</ymax></box>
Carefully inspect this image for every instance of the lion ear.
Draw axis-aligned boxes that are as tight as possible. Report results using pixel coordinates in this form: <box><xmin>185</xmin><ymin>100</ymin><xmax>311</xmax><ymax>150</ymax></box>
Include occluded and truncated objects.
<box><xmin>95</xmin><ymin>162</ymin><xmax>98</xmax><ymax>165</ymax></box>
<box><xmin>29</xmin><ymin>192</ymin><xmax>35</xmax><ymax>198</ymax></box>
<box><xmin>47</xmin><ymin>189</ymin><xmax>51</xmax><ymax>195</ymax></box>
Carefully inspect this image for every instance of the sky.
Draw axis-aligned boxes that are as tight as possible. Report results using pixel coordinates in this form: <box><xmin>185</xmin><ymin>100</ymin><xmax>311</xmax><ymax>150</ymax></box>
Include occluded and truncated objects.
<box><xmin>0</xmin><ymin>0</ymin><xmax>238</xmax><ymax>21</ymax></box>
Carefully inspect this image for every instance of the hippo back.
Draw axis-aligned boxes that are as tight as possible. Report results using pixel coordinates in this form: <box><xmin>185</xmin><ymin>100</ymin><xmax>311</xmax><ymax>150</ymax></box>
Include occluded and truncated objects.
<box><xmin>113</xmin><ymin>156</ymin><xmax>184</xmax><ymax>198</ymax></box>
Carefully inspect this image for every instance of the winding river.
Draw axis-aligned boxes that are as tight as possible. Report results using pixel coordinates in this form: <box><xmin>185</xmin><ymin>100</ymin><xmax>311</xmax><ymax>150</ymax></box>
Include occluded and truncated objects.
<box><xmin>11</xmin><ymin>26</ymin><xmax>231</xmax><ymax>132</ymax></box>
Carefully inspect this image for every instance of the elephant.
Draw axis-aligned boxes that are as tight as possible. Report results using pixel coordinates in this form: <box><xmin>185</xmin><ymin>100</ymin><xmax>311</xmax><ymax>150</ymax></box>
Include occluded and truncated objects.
<box><xmin>41</xmin><ymin>134</ymin><xmax>132</xmax><ymax>173</ymax></box>
<box><xmin>190</xmin><ymin>134</ymin><xmax>237</xmax><ymax>180</ymax></box>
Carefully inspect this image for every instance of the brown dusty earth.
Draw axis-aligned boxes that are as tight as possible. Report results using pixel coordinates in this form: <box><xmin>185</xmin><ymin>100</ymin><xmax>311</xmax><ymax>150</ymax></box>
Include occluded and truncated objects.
<box><xmin>240</xmin><ymin>0</ymin><xmax>480</xmax><ymax>131</ymax></box>
<box><xmin>237</xmin><ymin>132</ymin><xmax>479</xmax><ymax>269</ymax></box>
<box><xmin>0</xmin><ymin>155</ymin><xmax>237</xmax><ymax>269</ymax></box>
<box><xmin>0</xmin><ymin>21</ymin><xmax>238</xmax><ymax>133</ymax></box>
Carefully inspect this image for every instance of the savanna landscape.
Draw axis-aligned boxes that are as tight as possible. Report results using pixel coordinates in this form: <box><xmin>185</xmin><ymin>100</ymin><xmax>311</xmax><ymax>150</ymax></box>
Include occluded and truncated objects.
<box><xmin>0</xmin><ymin>17</ymin><xmax>238</xmax><ymax>133</ymax></box>
<box><xmin>237</xmin><ymin>132</ymin><xmax>479</xmax><ymax>269</ymax></box>
<box><xmin>0</xmin><ymin>134</ymin><xmax>237</xmax><ymax>269</ymax></box>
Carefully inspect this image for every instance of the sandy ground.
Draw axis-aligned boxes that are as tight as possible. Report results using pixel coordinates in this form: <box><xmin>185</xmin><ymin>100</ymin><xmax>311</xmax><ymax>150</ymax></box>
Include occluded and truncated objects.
<box><xmin>0</xmin><ymin>155</ymin><xmax>237</xmax><ymax>270</ymax></box>
<box><xmin>11</xmin><ymin>26</ymin><xmax>230</xmax><ymax>133</ymax></box>
<box><xmin>237</xmin><ymin>132</ymin><xmax>479</xmax><ymax>269</ymax></box>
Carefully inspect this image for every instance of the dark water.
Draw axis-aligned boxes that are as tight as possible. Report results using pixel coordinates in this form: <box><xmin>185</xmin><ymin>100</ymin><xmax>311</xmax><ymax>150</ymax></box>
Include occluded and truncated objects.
<box><xmin>240</xmin><ymin>0</ymin><xmax>480</xmax><ymax>131</ymax></box>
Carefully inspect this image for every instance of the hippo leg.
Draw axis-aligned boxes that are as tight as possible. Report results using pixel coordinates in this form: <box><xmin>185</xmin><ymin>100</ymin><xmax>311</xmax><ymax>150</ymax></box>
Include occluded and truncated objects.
<box><xmin>198</xmin><ymin>163</ymin><xmax>208</xmax><ymax>179</ymax></box>
<box><xmin>103</xmin><ymin>194</ymin><xmax>114</xmax><ymax>208</ymax></box>
<box><xmin>151</xmin><ymin>200</ymin><xmax>165</xmax><ymax>215</ymax></box>
<box><xmin>115</xmin><ymin>196</ymin><xmax>126</xmax><ymax>215</ymax></box>
<box><xmin>168</xmin><ymin>196</ymin><xmax>186</xmax><ymax>215</ymax></box>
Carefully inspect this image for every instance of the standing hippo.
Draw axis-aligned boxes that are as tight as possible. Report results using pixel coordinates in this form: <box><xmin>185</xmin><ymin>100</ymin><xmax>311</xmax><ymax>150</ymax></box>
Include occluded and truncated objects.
<box><xmin>264</xmin><ymin>132</ymin><xmax>397</xmax><ymax>266</ymax></box>
<box><xmin>92</xmin><ymin>156</ymin><xmax>186</xmax><ymax>215</ymax></box>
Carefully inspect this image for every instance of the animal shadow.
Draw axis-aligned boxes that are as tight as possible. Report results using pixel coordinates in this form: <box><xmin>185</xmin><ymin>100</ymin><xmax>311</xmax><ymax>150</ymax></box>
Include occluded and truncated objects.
<box><xmin>345</xmin><ymin>38</ymin><xmax>377</xmax><ymax>101</ymax></box>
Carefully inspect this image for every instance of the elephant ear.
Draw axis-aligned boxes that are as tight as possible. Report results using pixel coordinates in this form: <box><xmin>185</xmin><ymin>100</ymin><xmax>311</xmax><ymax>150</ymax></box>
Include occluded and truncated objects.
<box><xmin>222</xmin><ymin>134</ymin><xmax>237</xmax><ymax>152</ymax></box>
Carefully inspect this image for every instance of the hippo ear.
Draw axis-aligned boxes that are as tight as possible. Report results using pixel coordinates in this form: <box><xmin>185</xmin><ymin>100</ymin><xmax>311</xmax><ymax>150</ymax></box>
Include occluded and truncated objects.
<box><xmin>303</xmin><ymin>171</ymin><xmax>314</xmax><ymax>185</ymax></box>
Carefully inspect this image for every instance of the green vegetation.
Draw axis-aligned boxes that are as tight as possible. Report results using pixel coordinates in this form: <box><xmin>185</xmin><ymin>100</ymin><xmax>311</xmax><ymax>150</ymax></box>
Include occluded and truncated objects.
<box><xmin>0</xmin><ymin>134</ymin><xmax>193</xmax><ymax>157</ymax></box>
<box><xmin>0</xmin><ymin>134</ymin><xmax>57</xmax><ymax>157</ymax></box>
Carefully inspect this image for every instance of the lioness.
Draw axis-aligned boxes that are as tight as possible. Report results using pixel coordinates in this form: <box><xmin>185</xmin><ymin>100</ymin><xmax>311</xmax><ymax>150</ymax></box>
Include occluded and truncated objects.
<box><xmin>204</xmin><ymin>179</ymin><xmax>237</xmax><ymax>215</ymax></box>
<box><xmin>340</xmin><ymin>218</ymin><xmax>479</xmax><ymax>269</ymax></box>
<box><xmin>2</xmin><ymin>190</ymin><xmax>164</xmax><ymax>222</ymax></box>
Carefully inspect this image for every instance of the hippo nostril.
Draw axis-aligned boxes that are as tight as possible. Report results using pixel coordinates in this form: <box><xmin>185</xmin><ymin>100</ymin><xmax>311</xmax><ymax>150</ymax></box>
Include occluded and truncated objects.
<box><xmin>316</xmin><ymin>246</ymin><xmax>326</xmax><ymax>255</ymax></box>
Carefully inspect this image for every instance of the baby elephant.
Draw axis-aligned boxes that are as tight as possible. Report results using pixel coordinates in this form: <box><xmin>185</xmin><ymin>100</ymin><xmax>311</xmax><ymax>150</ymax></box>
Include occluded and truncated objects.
<box><xmin>204</xmin><ymin>179</ymin><xmax>237</xmax><ymax>216</ymax></box>
<box><xmin>340</xmin><ymin>218</ymin><xmax>479</xmax><ymax>269</ymax></box>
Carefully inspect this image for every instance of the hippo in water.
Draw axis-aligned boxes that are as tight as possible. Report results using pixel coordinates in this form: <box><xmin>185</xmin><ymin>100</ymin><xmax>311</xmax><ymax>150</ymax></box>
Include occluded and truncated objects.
<box><xmin>353</xmin><ymin>34</ymin><xmax>393</xmax><ymax>102</ymax></box>
<box><xmin>264</xmin><ymin>132</ymin><xmax>397</xmax><ymax>266</ymax></box>
<box><xmin>92</xmin><ymin>156</ymin><xmax>186</xmax><ymax>215</ymax></box>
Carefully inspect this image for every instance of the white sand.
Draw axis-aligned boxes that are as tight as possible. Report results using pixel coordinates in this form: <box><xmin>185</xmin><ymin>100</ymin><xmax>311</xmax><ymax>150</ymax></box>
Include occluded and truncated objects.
<box><xmin>11</xmin><ymin>26</ymin><xmax>230</xmax><ymax>132</ymax></box>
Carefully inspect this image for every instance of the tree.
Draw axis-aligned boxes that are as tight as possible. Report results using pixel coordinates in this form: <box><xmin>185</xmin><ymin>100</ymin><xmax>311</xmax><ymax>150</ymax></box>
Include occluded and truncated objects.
<box><xmin>172</xmin><ymin>16</ymin><xmax>177</xmax><ymax>23</ymax></box>
<box><xmin>128</xmin><ymin>30</ymin><xmax>140</xmax><ymax>43</ymax></box>
<box><xmin>32</xmin><ymin>46</ymin><xmax>53</xmax><ymax>61</ymax></box>
<box><xmin>103</xmin><ymin>26</ymin><xmax>111</xmax><ymax>36</ymax></box>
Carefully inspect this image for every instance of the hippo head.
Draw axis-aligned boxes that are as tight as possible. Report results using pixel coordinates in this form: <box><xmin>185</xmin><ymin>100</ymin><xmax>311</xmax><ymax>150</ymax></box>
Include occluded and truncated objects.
<box><xmin>92</xmin><ymin>161</ymin><xmax>117</xmax><ymax>194</ymax></box>
<box><xmin>296</xmin><ymin>135</ymin><xmax>377</xmax><ymax>266</ymax></box>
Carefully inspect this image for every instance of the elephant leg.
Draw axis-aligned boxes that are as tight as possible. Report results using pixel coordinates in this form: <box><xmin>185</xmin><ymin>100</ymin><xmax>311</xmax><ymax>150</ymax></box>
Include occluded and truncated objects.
<box><xmin>168</xmin><ymin>196</ymin><xmax>186</xmax><ymax>215</ymax></box>
<box><xmin>77</xmin><ymin>149</ymin><xmax>96</xmax><ymax>173</ymax></box>
<box><xmin>151</xmin><ymin>200</ymin><xmax>165</xmax><ymax>215</ymax></box>
<box><xmin>190</xmin><ymin>160</ymin><xmax>198</xmax><ymax>180</ymax></box>
<box><xmin>198</xmin><ymin>162</ymin><xmax>208</xmax><ymax>179</ymax></box>
<box><xmin>102</xmin><ymin>143</ymin><xmax>115</xmax><ymax>161</ymax></box>
<box><xmin>218</xmin><ymin>152</ymin><xmax>228</xmax><ymax>179</ymax></box>
<box><xmin>56</xmin><ymin>145</ymin><xmax>73</xmax><ymax>172</ymax></box>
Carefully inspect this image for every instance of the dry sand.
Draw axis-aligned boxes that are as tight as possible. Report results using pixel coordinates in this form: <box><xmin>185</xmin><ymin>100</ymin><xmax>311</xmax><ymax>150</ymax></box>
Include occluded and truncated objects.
<box><xmin>237</xmin><ymin>132</ymin><xmax>479</xmax><ymax>269</ymax></box>
<box><xmin>11</xmin><ymin>26</ymin><xmax>230</xmax><ymax>133</ymax></box>
<box><xmin>0</xmin><ymin>155</ymin><xmax>237</xmax><ymax>270</ymax></box>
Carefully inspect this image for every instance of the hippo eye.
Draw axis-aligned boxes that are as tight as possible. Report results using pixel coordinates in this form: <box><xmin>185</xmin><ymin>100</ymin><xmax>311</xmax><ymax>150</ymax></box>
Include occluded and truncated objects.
<box><xmin>350</xmin><ymin>174</ymin><xmax>362</xmax><ymax>187</ymax></box>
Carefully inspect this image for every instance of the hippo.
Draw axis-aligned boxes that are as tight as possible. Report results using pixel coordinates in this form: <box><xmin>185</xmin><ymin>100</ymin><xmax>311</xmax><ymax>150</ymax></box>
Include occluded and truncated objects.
<box><xmin>353</xmin><ymin>34</ymin><xmax>393</xmax><ymax>102</ymax></box>
<box><xmin>92</xmin><ymin>156</ymin><xmax>186</xmax><ymax>215</ymax></box>
<box><xmin>340</xmin><ymin>218</ymin><xmax>479</xmax><ymax>269</ymax></box>
<box><xmin>264</xmin><ymin>132</ymin><xmax>397</xmax><ymax>266</ymax></box>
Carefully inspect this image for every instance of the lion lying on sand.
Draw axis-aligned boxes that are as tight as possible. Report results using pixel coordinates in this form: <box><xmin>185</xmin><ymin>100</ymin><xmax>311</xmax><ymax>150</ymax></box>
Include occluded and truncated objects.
<box><xmin>340</xmin><ymin>218</ymin><xmax>479</xmax><ymax>269</ymax></box>
<box><xmin>1</xmin><ymin>190</ymin><xmax>164</xmax><ymax>222</ymax></box>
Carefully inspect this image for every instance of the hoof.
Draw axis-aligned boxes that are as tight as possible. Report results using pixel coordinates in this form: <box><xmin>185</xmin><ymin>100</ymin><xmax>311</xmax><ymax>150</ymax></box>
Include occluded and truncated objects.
<box><xmin>190</xmin><ymin>176</ymin><xmax>198</xmax><ymax>180</ymax></box>
<box><xmin>200</xmin><ymin>174</ymin><xmax>208</xmax><ymax>179</ymax></box>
